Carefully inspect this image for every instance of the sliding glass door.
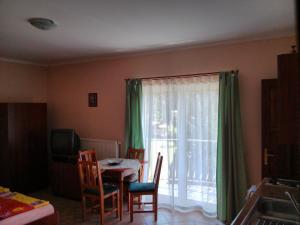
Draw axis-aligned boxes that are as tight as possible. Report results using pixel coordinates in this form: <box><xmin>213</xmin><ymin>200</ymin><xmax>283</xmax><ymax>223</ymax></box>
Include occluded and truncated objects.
<box><xmin>142</xmin><ymin>76</ymin><xmax>219</xmax><ymax>215</ymax></box>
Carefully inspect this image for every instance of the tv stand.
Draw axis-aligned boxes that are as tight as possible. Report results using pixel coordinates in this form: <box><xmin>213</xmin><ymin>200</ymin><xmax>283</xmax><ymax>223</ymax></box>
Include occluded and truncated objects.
<box><xmin>51</xmin><ymin>156</ymin><xmax>81</xmax><ymax>200</ymax></box>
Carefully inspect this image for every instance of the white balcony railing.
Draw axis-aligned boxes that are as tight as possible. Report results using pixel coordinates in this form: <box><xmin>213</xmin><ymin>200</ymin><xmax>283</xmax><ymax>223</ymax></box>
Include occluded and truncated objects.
<box><xmin>145</xmin><ymin>138</ymin><xmax>217</xmax><ymax>212</ymax></box>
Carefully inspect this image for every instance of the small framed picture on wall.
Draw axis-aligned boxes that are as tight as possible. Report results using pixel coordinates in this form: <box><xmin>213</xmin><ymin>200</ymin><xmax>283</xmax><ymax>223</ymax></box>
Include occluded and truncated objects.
<box><xmin>88</xmin><ymin>93</ymin><xmax>98</xmax><ymax>107</ymax></box>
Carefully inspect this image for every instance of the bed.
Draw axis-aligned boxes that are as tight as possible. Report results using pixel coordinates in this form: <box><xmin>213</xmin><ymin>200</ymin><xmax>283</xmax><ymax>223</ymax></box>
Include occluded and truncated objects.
<box><xmin>0</xmin><ymin>204</ymin><xmax>59</xmax><ymax>225</ymax></box>
<box><xmin>0</xmin><ymin>187</ymin><xmax>59</xmax><ymax>225</ymax></box>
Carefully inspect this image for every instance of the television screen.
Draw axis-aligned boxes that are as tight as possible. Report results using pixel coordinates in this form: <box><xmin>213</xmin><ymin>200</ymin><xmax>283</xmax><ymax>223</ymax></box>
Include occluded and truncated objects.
<box><xmin>51</xmin><ymin>129</ymin><xmax>80</xmax><ymax>156</ymax></box>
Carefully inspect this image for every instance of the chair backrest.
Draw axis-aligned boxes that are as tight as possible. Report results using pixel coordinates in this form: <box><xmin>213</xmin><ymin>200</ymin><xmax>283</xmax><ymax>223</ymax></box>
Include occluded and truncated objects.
<box><xmin>127</xmin><ymin>148</ymin><xmax>145</xmax><ymax>162</ymax></box>
<box><xmin>153</xmin><ymin>152</ymin><xmax>160</xmax><ymax>183</ymax></box>
<box><xmin>79</xmin><ymin>149</ymin><xmax>97</xmax><ymax>162</ymax></box>
<box><xmin>77</xmin><ymin>158</ymin><xmax>104</xmax><ymax>197</ymax></box>
<box><xmin>153</xmin><ymin>153</ymin><xmax>163</xmax><ymax>190</ymax></box>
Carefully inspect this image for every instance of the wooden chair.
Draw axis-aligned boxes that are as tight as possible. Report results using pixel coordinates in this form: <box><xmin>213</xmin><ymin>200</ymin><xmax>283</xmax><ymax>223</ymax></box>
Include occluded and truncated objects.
<box><xmin>78</xmin><ymin>149</ymin><xmax>97</xmax><ymax>162</ymax></box>
<box><xmin>128</xmin><ymin>153</ymin><xmax>163</xmax><ymax>222</ymax></box>
<box><xmin>127</xmin><ymin>148</ymin><xmax>145</xmax><ymax>162</ymax></box>
<box><xmin>126</xmin><ymin>148</ymin><xmax>145</xmax><ymax>182</ymax></box>
<box><xmin>126</xmin><ymin>148</ymin><xmax>145</xmax><ymax>210</ymax></box>
<box><xmin>77</xmin><ymin>159</ymin><xmax>120</xmax><ymax>225</ymax></box>
<box><xmin>79</xmin><ymin>149</ymin><xmax>116</xmax><ymax>184</ymax></box>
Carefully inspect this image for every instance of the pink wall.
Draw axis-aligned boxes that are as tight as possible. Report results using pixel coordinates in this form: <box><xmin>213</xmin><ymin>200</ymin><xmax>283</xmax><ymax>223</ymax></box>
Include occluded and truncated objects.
<box><xmin>0</xmin><ymin>61</ymin><xmax>47</xmax><ymax>102</ymax></box>
<box><xmin>47</xmin><ymin>36</ymin><xmax>296</xmax><ymax>185</ymax></box>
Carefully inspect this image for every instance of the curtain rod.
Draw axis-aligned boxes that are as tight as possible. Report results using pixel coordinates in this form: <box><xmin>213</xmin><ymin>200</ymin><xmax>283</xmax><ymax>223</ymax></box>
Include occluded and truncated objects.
<box><xmin>125</xmin><ymin>70</ymin><xmax>237</xmax><ymax>81</ymax></box>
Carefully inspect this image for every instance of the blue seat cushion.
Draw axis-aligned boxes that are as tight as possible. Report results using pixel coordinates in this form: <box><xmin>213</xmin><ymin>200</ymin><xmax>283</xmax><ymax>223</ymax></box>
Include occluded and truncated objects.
<box><xmin>83</xmin><ymin>184</ymin><xmax>118</xmax><ymax>196</ymax></box>
<box><xmin>128</xmin><ymin>182</ymin><xmax>155</xmax><ymax>193</ymax></box>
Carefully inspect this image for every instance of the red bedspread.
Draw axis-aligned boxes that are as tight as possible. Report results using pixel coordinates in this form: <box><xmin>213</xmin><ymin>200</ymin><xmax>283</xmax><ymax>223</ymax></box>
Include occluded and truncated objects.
<box><xmin>0</xmin><ymin>197</ymin><xmax>34</xmax><ymax>220</ymax></box>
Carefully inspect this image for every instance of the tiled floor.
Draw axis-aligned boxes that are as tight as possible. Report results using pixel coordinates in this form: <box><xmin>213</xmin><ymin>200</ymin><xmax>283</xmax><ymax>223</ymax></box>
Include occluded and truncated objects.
<box><xmin>31</xmin><ymin>189</ymin><xmax>222</xmax><ymax>225</ymax></box>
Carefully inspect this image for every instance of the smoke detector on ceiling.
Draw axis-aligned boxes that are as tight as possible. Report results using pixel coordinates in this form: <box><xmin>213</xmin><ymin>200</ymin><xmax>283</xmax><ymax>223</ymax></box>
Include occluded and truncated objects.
<box><xmin>28</xmin><ymin>18</ymin><xmax>57</xmax><ymax>30</ymax></box>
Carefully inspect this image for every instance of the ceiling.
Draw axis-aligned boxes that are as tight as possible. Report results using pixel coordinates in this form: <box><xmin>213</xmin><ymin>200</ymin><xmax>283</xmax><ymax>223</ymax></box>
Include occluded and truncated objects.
<box><xmin>0</xmin><ymin>0</ymin><xmax>296</xmax><ymax>65</ymax></box>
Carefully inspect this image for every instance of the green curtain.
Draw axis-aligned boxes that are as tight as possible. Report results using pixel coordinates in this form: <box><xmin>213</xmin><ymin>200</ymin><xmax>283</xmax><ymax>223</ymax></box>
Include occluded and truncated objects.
<box><xmin>125</xmin><ymin>79</ymin><xmax>144</xmax><ymax>152</ymax></box>
<box><xmin>216</xmin><ymin>71</ymin><xmax>248</xmax><ymax>223</ymax></box>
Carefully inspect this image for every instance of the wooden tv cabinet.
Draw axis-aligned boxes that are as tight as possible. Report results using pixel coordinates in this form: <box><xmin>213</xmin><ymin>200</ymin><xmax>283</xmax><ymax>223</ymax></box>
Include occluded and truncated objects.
<box><xmin>51</xmin><ymin>159</ymin><xmax>81</xmax><ymax>200</ymax></box>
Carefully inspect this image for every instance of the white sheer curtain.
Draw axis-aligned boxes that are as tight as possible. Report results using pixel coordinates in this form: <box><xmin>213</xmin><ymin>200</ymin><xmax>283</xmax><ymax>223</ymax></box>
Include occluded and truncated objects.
<box><xmin>142</xmin><ymin>75</ymin><xmax>219</xmax><ymax>215</ymax></box>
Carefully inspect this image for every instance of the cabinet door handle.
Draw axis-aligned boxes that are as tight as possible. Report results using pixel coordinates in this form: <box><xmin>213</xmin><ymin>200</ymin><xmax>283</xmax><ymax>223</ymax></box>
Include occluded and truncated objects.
<box><xmin>264</xmin><ymin>148</ymin><xmax>275</xmax><ymax>166</ymax></box>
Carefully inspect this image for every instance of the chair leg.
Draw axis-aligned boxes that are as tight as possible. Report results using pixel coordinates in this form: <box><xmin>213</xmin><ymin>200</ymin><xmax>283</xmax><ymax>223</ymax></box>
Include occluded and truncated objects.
<box><xmin>112</xmin><ymin>194</ymin><xmax>115</xmax><ymax>209</ymax></box>
<box><xmin>127</xmin><ymin>191</ymin><xmax>130</xmax><ymax>212</ymax></box>
<box><xmin>130</xmin><ymin>192</ymin><xmax>134</xmax><ymax>222</ymax></box>
<box><xmin>100</xmin><ymin>199</ymin><xmax>104</xmax><ymax>225</ymax></box>
<box><xmin>154</xmin><ymin>194</ymin><xmax>158</xmax><ymax>221</ymax></box>
<box><xmin>81</xmin><ymin>196</ymin><xmax>86</xmax><ymax>222</ymax></box>
<box><xmin>116</xmin><ymin>192</ymin><xmax>119</xmax><ymax>219</ymax></box>
<box><xmin>118</xmin><ymin>191</ymin><xmax>121</xmax><ymax>220</ymax></box>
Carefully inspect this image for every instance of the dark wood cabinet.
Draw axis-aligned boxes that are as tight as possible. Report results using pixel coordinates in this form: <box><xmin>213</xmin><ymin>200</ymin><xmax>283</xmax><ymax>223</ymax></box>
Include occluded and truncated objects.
<box><xmin>51</xmin><ymin>160</ymin><xmax>81</xmax><ymax>200</ymax></box>
<box><xmin>278</xmin><ymin>53</ymin><xmax>299</xmax><ymax>144</ymax></box>
<box><xmin>0</xmin><ymin>103</ymin><xmax>48</xmax><ymax>193</ymax></box>
<box><xmin>278</xmin><ymin>53</ymin><xmax>300</xmax><ymax>179</ymax></box>
<box><xmin>262</xmin><ymin>53</ymin><xmax>300</xmax><ymax>179</ymax></box>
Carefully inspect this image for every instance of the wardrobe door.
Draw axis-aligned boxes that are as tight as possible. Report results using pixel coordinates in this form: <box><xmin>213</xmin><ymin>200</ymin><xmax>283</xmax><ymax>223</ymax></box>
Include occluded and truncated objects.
<box><xmin>0</xmin><ymin>104</ymin><xmax>9</xmax><ymax>187</ymax></box>
<box><xmin>278</xmin><ymin>53</ymin><xmax>299</xmax><ymax>144</ymax></box>
<box><xmin>8</xmin><ymin>103</ymin><xmax>30</xmax><ymax>192</ymax></box>
<box><xmin>7</xmin><ymin>103</ymin><xmax>48</xmax><ymax>193</ymax></box>
<box><xmin>27</xmin><ymin>104</ymin><xmax>48</xmax><ymax>191</ymax></box>
<box><xmin>278</xmin><ymin>53</ymin><xmax>300</xmax><ymax>179</ymax></box>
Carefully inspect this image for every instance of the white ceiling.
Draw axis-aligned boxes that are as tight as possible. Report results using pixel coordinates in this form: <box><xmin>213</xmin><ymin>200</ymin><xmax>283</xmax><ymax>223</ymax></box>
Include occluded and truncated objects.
<box><xmin>0</xmin><ymin>0</ymin><xmax>296</xmax><ymax>65</ymax></box>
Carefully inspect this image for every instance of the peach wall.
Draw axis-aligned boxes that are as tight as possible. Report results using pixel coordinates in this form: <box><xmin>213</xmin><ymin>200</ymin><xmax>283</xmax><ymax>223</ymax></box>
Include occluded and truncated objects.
<box><xmin>0</xmin><ymin>61</ymin><xmax>47</xmax><ymax>102</ymax></box>
<box><xmin>47</xmin><ymin>36</ymin><xmax>296</xmax><ymax>185</ymax></box>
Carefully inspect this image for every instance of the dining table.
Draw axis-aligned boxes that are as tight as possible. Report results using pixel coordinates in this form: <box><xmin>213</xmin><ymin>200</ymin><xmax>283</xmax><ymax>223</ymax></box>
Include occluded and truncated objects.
<box><xmin>98</xmin><ymin>158</ymin><xmax>142</xmax><ymax>220</ymax></box>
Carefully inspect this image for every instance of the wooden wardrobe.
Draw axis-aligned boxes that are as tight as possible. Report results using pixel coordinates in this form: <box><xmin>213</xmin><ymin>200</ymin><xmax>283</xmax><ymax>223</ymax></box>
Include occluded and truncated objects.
<box><xmin>0</xmin><ymin>103</ymin><xmax>48</xmax><ymax>193</ymax></box>
<box><xmin>261</xmin><ymin>52</ymin><xmax>300</xmax><ymax>179</ymax></box>
<box><xmin>278</xmin><ymin>52</ymin><xmax>300</xmax><ymax>179</ymax></box>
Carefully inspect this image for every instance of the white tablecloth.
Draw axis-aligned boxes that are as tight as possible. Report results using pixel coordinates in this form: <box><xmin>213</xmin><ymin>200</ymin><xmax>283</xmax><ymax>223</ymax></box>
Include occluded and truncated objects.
<box><xmin>99</xmin><ymin>158</ymin><xmax>140</xmax><ymax>170</ymax></box>
<box><xmin>99</xmin><ymin>158</ymin><xmax>141</xmax><ymax>181</ymax></box>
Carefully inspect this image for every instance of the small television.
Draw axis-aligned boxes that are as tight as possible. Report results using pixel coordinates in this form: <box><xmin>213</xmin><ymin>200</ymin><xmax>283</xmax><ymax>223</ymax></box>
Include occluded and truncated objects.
<box><xmin>51</xmin><ymin>129</ymin><xmax>80</xmax><ymax>156</ymax></box>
